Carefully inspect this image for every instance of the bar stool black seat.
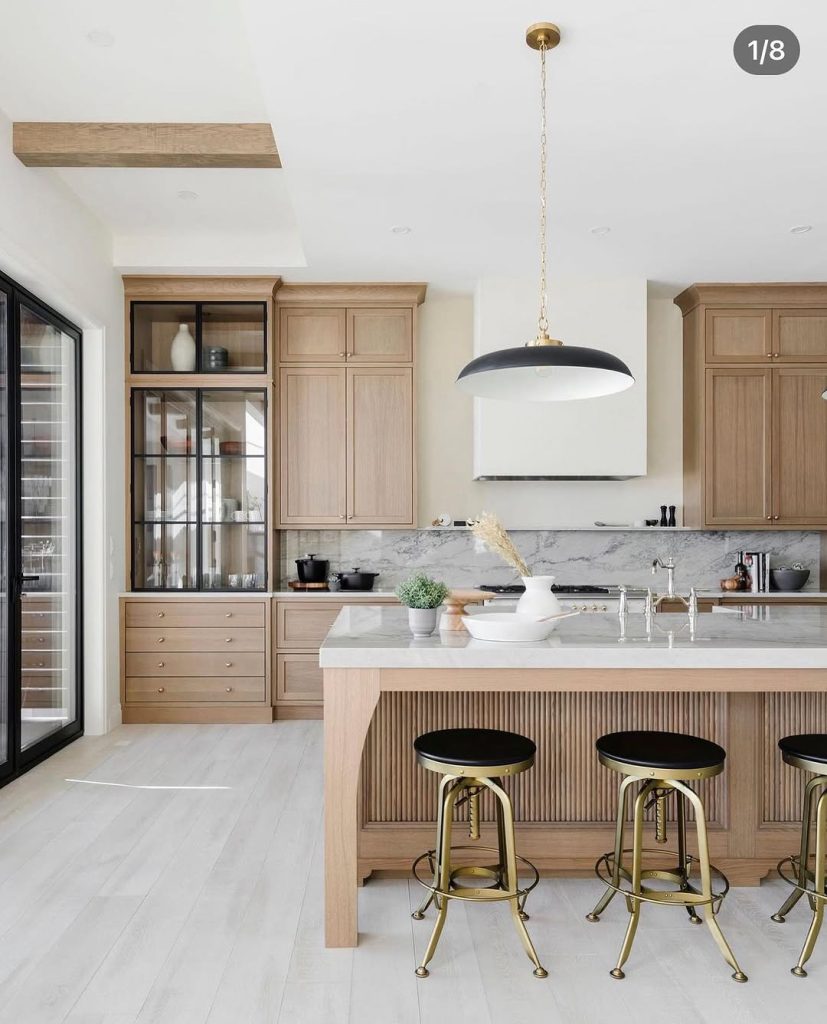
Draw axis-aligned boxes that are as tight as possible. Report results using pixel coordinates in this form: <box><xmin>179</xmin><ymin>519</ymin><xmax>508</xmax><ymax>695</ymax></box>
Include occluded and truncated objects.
<box><xmin>414</xmin><ymin>728</ymin><xmax>536</xmax><ymax>768</ymax></box>
<box><xmin>410</xmin><ymin>727</ymin><xmax>546</xmax><ymax>979</ymax></box>
<box><xmin>771</xmin><ymin>733</ymin><xmax>827</xmax><ymax>977</ymax></box>
<box><xmin>586</xmin><ymin>729</ymin><xmax>747</xmax><ymax>983</ymax></box>
<box><xmin>596</xmin><ymin>730</ymin><xmax>726</xmax><ymax>772</ymax></box>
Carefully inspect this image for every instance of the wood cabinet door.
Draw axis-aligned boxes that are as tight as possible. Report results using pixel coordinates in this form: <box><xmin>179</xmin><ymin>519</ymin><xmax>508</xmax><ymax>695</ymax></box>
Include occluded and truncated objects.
<box><xmin>346</xmin><ymin>308</ymin><xmax>413</xmax><ymax>362</ymax></box>
<box><xmin>771</xmin><ymin>367</ymin><xmax>827</xmax><ymax>525</ymax></box>
<box><xmin>773</xmin><ymin>309</ymin><xmax>827</xmax><ymax>362</ymax></box>
<box><xmin>276</xmin><ymin>654</ymin><xmax>323</xmax><ymax>703</ymax></box>
<box><xmin>278</xmin><ymin>307</ymin><xmax>347</xmax><ymax>362</ymax></box>
<box><xmin>704</xmin><ymin>308</ymin><xmax>772</xmax><ymax>363</ymax></box>
<box><xmin>346</xmin><ymin>367</ymin><xmax>414</xmax><ymax>525</ymax></box>
<box><xmin>704</xmin><ymin>368</ymin><xmax>772</xmax><ymax>526</ymax></box>
<box><xmin>279</xmin><ymin>367</ymin><xmax>347</xmax><ymax>524</ymax></box>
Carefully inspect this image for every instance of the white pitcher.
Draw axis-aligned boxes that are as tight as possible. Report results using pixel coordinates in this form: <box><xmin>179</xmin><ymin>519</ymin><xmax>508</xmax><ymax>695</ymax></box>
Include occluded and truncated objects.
<box><xmin>515</xmin><ymin>575</ymin><xmax>562</xmax><ymax>619</ymax></box>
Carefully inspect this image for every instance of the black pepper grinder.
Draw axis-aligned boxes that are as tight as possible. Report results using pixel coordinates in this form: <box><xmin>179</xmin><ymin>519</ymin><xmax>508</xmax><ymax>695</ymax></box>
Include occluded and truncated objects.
<box><xmin>668</xmin><ymin>505</ymin><xmax>676</xmax><ymax>528</ymax></box>
<box><xmin>659</xmin><ymin>505</ymin><xmax>668</xmax><ymax>528</ymax></box>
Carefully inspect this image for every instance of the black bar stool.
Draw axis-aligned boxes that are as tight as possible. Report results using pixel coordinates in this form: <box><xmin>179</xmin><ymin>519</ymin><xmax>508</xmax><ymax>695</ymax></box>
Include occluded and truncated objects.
<box><xmin>410</xmin><ymin>727</ymin><xmax>547</xmax><ymax>979</ymax></box>
<box><xmin>586</xmin><ymin>729</ymin><xmax>747</xmax><ymax>983</ymax></box>
<box><xmin>771</xmin><ymin>733</ymin><xmax>827</xmax><ymax>977</ymax></box>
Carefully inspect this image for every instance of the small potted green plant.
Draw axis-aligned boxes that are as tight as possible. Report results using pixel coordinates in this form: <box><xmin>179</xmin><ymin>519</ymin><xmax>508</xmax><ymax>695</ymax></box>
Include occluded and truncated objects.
<box><xmin>395</xmin><ymin>573</ymin><xmax>449</xmax><ymax>637</ymax></box>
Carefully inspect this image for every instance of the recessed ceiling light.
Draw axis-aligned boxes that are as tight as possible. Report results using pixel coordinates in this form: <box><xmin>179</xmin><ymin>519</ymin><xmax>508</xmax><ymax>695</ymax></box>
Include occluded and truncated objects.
<box><xmin>86</xmin><ymin>30</ymin><xmax>115</xmax><ymax>47</ymax></box>
<box><xmin>790</xmin><ymin>224</ymin><xmax>813</xmax><ymax>234</ymax></box>
<box><xmin>590</xmin><ymin>226</ymin><xmax>611</xmax><ymax>237</ymax></box>
<box><xmin>390</xmin><ymin>225</ymin><xmax>411</xmax><ymax>234</ymax></box>
<box><xmin>177</xmin><ymin>190</ymin><xmax>199</xmax><ymax>201</ymax></box>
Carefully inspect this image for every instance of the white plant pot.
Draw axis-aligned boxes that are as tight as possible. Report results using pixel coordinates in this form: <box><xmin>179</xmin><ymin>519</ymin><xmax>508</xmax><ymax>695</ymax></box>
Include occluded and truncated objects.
<box><xmin>170</xmin><ymin>323</ymin><xmax>196</xmax><ymax>372</ymax></box>
<box><xmin>408</xmin><ymin>607</ymin><xmax>438</xmax><ymax>638</ymax></box>
<box><xmin>515</xmin><ymin>575</ymin><xmax>562</xmax><ymax>619</ymax></box>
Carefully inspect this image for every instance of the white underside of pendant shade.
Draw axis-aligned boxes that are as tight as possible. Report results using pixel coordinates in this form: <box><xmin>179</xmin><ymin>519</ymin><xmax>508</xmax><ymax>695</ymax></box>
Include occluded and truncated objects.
<box><xmin>457</xmin><ymin>363</ymin><xmax>634</xmax><ymax>402</ymax></box>
<box><xmin>471</xmin><ymin>277</ymin><xmax>647</xmax><ymax>480</ymax></box>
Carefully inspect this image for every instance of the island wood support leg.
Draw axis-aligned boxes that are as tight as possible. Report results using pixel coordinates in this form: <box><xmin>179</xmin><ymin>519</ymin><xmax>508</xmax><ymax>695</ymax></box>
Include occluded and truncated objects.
<box><xmin>324</xmin><ymin>668</ymin><xmax>381</xmax><ymax>947</ymax></box>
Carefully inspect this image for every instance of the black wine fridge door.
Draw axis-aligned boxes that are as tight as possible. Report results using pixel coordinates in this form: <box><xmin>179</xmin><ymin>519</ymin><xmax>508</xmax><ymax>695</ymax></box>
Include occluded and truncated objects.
<box><xmin>0</xmin><ymin>279</ymin><xmax>11</xmax><ymax>782</ymax></box>
<box><xmin>15</xmin><ymin>296</ymin><xmax>82</xmax><ymax>766</ymax></box>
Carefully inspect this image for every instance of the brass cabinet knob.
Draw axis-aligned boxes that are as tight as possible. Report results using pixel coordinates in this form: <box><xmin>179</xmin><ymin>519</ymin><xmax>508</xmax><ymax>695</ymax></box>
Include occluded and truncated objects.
<box><xmin>339</xmin><ymin>351</ymin><xmax>346</xmax><ymax>357</ymax></box>
<box><xmin>773</xmin><ymin>352</ymin><xmax>779</xmax><ymax>358</ymax></box>
<box><xmin>773</xmin><ymin>514</ymin><xmax>780</xmax><ymax>520</ymax></box>
<box><xmin>37</xmin><ymin>661</ymin><xmax>44</xmax><ymax>667</ymax></box>
<box><xmin>37</xmin><ymin>637</ymin><xmax>45</xmax><ymax>643</ymax></box>
<box><xmin>225</xmin><ymin>661</ymin><xmax>233</xmax><ymax>667</ymax></box>
<box><xmin>339</xmin><ymin>514</ymin><xmax>346</xmax><ymax>519</ymax></box>
<box><xmin>225</xmin><ymin>612</ymin><xmax>232</xmax><ymax>618</ymax></box>
<box><xmin>225</xmin><ymin>637</ymin><xmax>232</xmax><ymax>643</ymax></box>
<box><xmin>766</xmin><ymin>353</ymin><xmax>772</xmax><ymax>358</ymax></box>
<box><xmin>157</xmin><ymin>686</ymin><xmax>165</xmax><ymax>693</ymax></box>
<box><xmin>158</xmin><ymin>612</ymin><xmax>165</xmax><ymax>618</ymax></box>
<box><xmin>157</xmin><ymin>661</ymin><xmax>165</xmax><ymax>668</ymax></box>
<box><xmin>225</xmin><ymin>686</ymin><xmax>233</xmax><ymax>693</ymax></box>
<box><xmin>157</xmin><ymin>637</ymin><xmax>165</xmax><ymax>643</ymax></box>
<box><xmin>766</xmin><ymin>516</ymin><xmax>772</xmax><ymax>520</ymax></box>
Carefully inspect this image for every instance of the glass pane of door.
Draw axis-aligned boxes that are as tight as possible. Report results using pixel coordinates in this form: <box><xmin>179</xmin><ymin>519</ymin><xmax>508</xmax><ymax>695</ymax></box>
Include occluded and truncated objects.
<box><xmin>19</xmin><ymin>303</ymin><xmax>78</xmax><ymax>751</ymax></box>
<box><xmin>0</xmin><ymin>287</ymin><xmax>8</xmax><ymax>769</ymax></box>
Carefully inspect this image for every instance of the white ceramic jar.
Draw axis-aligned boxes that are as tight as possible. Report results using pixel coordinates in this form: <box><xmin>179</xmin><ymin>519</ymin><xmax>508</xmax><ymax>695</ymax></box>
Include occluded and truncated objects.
<box><xmin>170</xmin><ymin>323</ymin><xmax>196</xmax><ymax>372</ymax></box>
<box><xmin>515</xmin><ymin>575</ymin><xmax>562</xmax><ymax>619</ymax></box>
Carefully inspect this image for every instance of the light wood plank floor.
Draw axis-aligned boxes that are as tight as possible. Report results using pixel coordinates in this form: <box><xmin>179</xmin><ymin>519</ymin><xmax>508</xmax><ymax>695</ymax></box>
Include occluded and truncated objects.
<box><xmin>0</xmin><ymin>721</ymin><xmax>826</xmax><ymax>1023</ymax></box>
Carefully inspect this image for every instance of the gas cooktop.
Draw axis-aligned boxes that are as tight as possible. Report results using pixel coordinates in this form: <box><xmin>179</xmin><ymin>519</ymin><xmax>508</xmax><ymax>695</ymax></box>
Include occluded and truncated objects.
<box><xmin>478</xmin><ymin>584</ymin><xmax>612</xmax><ymax>595</ymax></box>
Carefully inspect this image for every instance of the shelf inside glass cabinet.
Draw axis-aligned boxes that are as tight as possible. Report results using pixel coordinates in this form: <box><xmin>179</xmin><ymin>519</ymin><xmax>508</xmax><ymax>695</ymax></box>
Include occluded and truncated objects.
<box><xmin>131</xmin><ymin>302</ymin><xmax>266</xmax><ymax>373</ymax></box>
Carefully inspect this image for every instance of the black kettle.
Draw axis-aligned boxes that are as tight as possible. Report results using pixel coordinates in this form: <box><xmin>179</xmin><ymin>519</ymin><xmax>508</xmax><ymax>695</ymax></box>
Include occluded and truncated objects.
<box><xmin>295</xmin><ymin>553</ymin><xmax>329</xmax><ymax>584</ymax></box>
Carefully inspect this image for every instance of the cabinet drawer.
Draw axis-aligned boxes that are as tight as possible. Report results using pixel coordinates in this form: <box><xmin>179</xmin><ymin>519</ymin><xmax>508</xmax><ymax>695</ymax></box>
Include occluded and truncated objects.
<box><xmin>125</xmin><ymin>627</ymin><xmax>265</xmax><ymax>653</ymax></box>
<box><xmin>125</xmin><ymin>601</ymin><xmax>265</xmax><ymax>628</ymax></box>
<box><xmin>125</xmin><ymin>676</ymin><xmax>266</xmax><ymax>703</ymax></box>
<box><xmin>125</xmin><ymin>652</ymin><xmax>264</xmax><ymax>677</ymax></box>
<box><xmin>276</xmin><ymin>654</ymin><xmax>323</xmax><ymax>703</ymax></box>
<box><xmin>21</xmin><ymin>650</ymin><xmax>60</xmax><ymax>670</ymax></box>
<box><xmin>276</xmin><ymin>602</ymin><xmax>345</xmax><ymax>649</ymax></box>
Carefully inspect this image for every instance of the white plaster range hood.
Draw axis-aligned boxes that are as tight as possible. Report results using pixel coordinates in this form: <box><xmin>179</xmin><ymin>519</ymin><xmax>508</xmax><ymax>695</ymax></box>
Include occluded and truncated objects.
<box><xmin>471</xmin><ymin>277</ymin><xmax>648</xmax><ymax>479</ymax></box>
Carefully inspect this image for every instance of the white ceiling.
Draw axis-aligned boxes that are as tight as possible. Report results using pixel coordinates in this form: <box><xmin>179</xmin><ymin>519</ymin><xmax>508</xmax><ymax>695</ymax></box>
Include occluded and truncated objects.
<box><xmin>1</xmin><ymin>0</ymin><xmax>827</xmax><ymax>289</ymax></box>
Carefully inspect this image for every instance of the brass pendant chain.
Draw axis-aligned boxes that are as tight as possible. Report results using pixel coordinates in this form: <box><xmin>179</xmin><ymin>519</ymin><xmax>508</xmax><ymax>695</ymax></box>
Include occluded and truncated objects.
<box><xmin>538</xmin><ymin>39</ymin><xmax>549</xmax><ymax>340</ymax></box>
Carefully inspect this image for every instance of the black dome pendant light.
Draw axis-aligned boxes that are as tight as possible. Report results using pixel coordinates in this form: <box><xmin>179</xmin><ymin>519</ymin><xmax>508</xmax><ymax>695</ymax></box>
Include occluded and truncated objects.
<box><xmin>456</xmin><ymin>22</ymin><xmax>635</xmax><ymax>402</ymax></box>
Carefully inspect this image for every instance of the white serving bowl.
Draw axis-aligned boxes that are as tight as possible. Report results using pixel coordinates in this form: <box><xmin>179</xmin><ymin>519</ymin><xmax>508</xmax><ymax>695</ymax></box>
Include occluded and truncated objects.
<box><xmin>461</xmin><ymin>611</ymin><xmax>578</xmax><ymax>643</ymax></box>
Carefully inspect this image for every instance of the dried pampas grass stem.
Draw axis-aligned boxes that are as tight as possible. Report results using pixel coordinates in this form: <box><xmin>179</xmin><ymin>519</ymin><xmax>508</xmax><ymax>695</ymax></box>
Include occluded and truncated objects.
<box><xmin>470</xmin><ymin>512</ymin><xmax>531</xmax><ymax>578</ymax></box>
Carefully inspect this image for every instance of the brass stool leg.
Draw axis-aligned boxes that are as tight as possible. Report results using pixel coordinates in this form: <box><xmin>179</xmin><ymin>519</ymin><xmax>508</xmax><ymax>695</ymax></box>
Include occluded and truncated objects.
<box><xmin>792</xmin><ymin>789</ymin><xmax>827</xmax><ymax>977</ymax></box>
<box><xmin>483</xmin><ymin>776</ymin><xmax>548</xmax><ymax>978</ymax></box>
<box><xmin>495</xmin><ymin>794</ymin><xmax>529</xmax><ymax>920</ymax></box>
<box><xmin>772</xmin><ymin>777</ymin><xmax>823</xmax><ymax>923</ymax></box>
<box><xmin>677</xmin><ymin>790</ymin><xmax>702</xmax><ymax>925</ymax></box>
<box><xmin>610</xmin><ymin>779</ymin><xmax>654</xmax><ymax>979</ymax></box>
<box><xmin>673</xmin><ymin>780</ymin><xmax>747</xmax><ymax>983</ymax></box>
<box><xmin>412</xmin><ymin>774</ymin><xmax>456</xmax><ymax>920</ymax></box>
<box><xmin>415</xmin><ymin>778</ymin><xmax>464</xmax><ymax>978</ymax></box>
<box><xmin>588</xmin><ymin>774</ymin><xmax>638</xmax><ymax>922</ymax></box>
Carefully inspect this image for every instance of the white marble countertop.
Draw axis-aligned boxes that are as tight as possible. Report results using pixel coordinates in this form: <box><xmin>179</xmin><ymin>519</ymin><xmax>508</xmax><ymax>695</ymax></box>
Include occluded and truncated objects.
<box><xmin>319</xmin><ymin>605</ymin><xmax>827</xmax><ymax>670</ymax></box>
<box><xmin>699</xmin><ymin>590</ymin><xmax>827</xmax><ymax>599</ymax></box>
<box><xmin>120</xmin><ymin>590</ymin><xmax>399</xmax><ymax>599</ymax></box>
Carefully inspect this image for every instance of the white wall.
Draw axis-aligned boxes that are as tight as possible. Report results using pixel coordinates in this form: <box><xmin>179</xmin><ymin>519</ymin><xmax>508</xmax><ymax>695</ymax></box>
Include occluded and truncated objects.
<box><xmin>473</xmin><ymin>277</ymin><xmax>647</xmax><ymax>479</ymax></box>
<box><xmin>417</xmin><ymin>285</ymin><xmax>683</xmax><ymax>529</ymax></box>
<box><xmin>0</xmin><ymin>110</ymin><xmax>124</xmax><ymax>735</ymax></box>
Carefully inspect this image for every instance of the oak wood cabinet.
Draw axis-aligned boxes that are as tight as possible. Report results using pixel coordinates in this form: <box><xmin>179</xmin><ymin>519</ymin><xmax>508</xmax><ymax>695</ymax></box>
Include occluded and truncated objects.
<box><xmin>677</xmin><ymin>283</ymin><xmax>827</xmax><ymax>528</ymax></box>
<box><xmin>278</xmin><ymin>304</ymin><xmax>413</xmax><ymax>363</ymax></box>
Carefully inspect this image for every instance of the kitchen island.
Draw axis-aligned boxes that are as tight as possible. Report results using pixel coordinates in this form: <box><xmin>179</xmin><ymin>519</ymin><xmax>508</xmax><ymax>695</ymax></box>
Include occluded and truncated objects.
<box><xmin>320</xmin><ymin>604</ymin><xmax>827</xmax><ymax>946</ymax></box>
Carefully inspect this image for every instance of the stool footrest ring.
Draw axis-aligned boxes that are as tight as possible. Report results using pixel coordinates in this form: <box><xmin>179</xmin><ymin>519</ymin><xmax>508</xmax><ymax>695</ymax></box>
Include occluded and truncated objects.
<box><xmin>595</xmin><ymin>848</ymin><xmax>730</xmax><ymax>911</ymax></box>
<box><xmin>776</xmin><ymin>855</ymin><xmax>827</xmax><ymax>903</ymax></box>
<box><xmin>413</xmin><ymin>845</ymin><xmax>540</xmax><ymax>904</ymax></box>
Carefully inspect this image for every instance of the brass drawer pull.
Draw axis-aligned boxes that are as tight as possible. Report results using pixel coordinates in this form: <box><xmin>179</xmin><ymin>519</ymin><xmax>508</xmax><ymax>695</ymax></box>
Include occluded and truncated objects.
<box><xmin>225</xmin><ymin>686</ymin><xmax>233</xmax><ymax>693</ymax></box>
<box><xmin>157</xmin><ymin>611</ymin><xmax>165</xmax><ymax>618</ymax></box>
<box><xmin>37</xmin><ymin>661</ymin><xmax>44</xmax><ymax>667</ymax></box>
<box><xmin>157</xmin><ymin>686</ymin><xmax>165</xmax><ymax>693</ymax></box>
<box><xmin>225</xmin><ymin>637</ymin><xmax>232</xmax><ymax>643</ymax></box>
<box><xmin>37</xmin><ymin>638</ymin><xmax>45</xmax><ymax>644</ymax></box>
<box><xmin>225</xmin><ymin>661</ymin><xmax>233</xmax><ymax>668</ymax></box>
<box><xmin>225</xmin><ymin>612</ymin><xmax>232</xmax><ymax>618</ymax></box>
<box><xmin>157</xmin><ymin>661</ymin><xmax>165</xmax><ymax>668</ymax></box>
<box><xmin>157</xmin><ymin>637</ymin><xmax>165</xmax><ymax>643</ymax></box>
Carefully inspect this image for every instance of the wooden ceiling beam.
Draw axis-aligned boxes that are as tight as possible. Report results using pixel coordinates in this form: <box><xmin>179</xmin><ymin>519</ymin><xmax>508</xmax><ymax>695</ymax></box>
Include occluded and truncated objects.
<box><xmin>12</xmin><ymin>122</ymin><xmax>280</xmax><ymax>168</ymax></box>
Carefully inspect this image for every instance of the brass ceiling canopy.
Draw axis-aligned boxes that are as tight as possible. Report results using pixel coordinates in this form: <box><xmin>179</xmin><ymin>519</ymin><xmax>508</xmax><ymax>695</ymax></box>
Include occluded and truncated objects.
<box><xmin>455</xmin><ymin>20</ymin><xmax>635</xmax><ymax>401</ymax></box>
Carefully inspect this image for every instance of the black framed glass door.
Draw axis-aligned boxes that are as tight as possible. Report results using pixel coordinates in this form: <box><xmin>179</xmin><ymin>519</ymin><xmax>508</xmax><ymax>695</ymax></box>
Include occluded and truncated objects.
<box><xmin>0</xmin><ymin>280</ymin><xmax>10</xmax><ymax>782</ymax></box>
<box><xmin>0</xmin><ymin>269</ymin><xmax>82</xmax><ymax>785</ymax></box>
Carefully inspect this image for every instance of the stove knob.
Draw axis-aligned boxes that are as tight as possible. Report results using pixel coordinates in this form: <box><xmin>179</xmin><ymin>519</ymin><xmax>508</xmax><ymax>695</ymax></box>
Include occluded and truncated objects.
<box><xmin>591</xmin><ymin>603</ymin><xmax>599</xmax><ymax>612</ymax></box>
<box><xmin>601</xmin><ymin>604</ymin><xmax>608</xmax><ymax>612</ymax></box>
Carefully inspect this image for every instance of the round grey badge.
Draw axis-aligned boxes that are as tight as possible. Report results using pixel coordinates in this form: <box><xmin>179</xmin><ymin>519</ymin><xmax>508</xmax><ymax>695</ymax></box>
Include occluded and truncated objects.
<box><xmin>734</xmin><ymin>25</ymin><xmax>800</xmax><ymax>75</ymax></box>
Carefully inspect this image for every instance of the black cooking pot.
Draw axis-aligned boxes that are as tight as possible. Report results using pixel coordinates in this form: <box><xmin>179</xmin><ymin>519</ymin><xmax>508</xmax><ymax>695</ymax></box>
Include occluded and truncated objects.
<box><xmin>339</xmin><ymin>567</ymin><xmax>380</xmax><ymax>591</ymax></box>
<box><xmin>295</xmin><ymin>554</ymin><xmax>329</xmax><ymax>584</ymax></box>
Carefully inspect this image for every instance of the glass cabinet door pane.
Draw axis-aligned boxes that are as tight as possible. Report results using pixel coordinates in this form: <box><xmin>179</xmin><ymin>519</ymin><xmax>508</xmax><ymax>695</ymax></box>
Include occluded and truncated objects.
<box><xmin>201</xmin><ymin>524</ymin><xmax>265</xmax><ymax>590</ymax></box>
<box><xmin>201</xmin><ymin>303</ymin><xmax>266</xmax><ymax>373</ymax></box>
<box><xmin>201</xmin><ymin>455</ymin><xmax>265</xmax><ymax>524</ymax></box>
<box><xmin>0</xmin><ymin>289</ymin><xmax>7</xmax><ymax>768</ymax></box>
<box><xmin>133</xmin><ymin>524</ymin><xmax>197</xmax><ymax>589</ymax></box>
<box><xmin>18</xmin><ymin>304</ymin><xmax>78</xmax><ymax>750</ymax></box>
<box><xmin>132</xmin><ymin>304</ymin><xmax>197</xmax><ymax>373</ymax></box>
<box><xmin>201</xmin><ymin>390</ymin><xmax>266</xmax><ymax>455</ymax></box>
<box><xmin>133</xmin><ymin>390</ymin><xmax>196</xmax><ymax>455</ymax></box>
<box><xmin>134</xmin><ymin>457</ymin><xmax>196</xmax><ymax>523</ymax></box>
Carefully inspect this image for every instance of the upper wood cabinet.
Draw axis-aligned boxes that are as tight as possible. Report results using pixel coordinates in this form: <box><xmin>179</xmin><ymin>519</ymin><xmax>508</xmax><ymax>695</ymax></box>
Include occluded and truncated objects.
<box><xmin>347</xmin><ymin>308</ymin><xmax>412</xmax><ymax>362</ymax></box>
<box><xmin>677</xmin><ymin>283</ymin><xmax>827</xmax><ymax>528</ymax></box>
<box><xmin>705</xmin><ymin>308</ymin><xmax>771</xmax><ymax>362</ymax></box>
<box><xmin>278</xmin><ymin>308</ymin><xmax>347</xmax><ymax>362</ymax></box>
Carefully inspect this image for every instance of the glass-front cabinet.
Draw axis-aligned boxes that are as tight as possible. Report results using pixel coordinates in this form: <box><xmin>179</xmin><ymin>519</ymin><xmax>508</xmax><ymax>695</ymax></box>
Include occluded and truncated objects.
<box><xmin>131</xmin><ymin>302</ymin><xmax>267</xmax><ymax>374</ymax></box>
<box><xmin>132</xmin><ymin>388</ymin><xmax>267</xmax><ymax>590</ymax></box>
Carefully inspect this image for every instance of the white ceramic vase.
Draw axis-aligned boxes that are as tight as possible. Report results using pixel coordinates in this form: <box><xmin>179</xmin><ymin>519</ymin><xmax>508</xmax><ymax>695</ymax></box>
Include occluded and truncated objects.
<box><xmin>515</xmin><ymin>575</ymin><xmax>562</xmax><ymax>619</ymax></box>
<box><xmin>408</xmin><ymin>607</ymin><xmax>438</xmax><ymax>638</ymax></box>
<box><xmin>170</xmin><ymin>323</ymin><xmax>196</xmax><ymax>372</ymax></box>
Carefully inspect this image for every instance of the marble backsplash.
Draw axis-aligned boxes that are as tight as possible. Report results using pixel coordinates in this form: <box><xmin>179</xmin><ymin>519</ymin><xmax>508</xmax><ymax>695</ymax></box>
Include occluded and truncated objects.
<box><xmin>280</xmin><ymin>529</ymin><xmax>822</xmax><ymax>592</ymax></box>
